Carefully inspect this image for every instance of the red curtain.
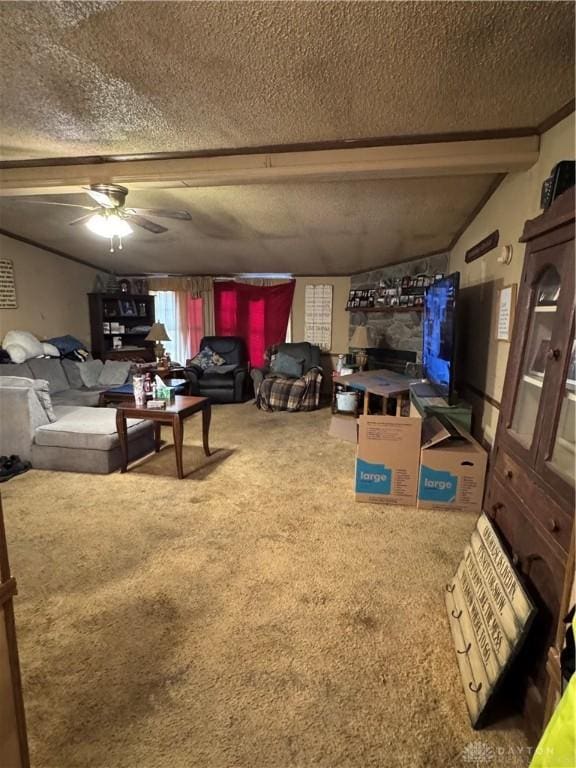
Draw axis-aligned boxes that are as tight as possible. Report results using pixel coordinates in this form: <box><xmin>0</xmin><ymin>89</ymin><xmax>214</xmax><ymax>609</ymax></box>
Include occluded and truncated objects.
<box><xmin>214</xmin><ymin>280</ymin><xmax>295</xmax><ymax>367</ymax></box>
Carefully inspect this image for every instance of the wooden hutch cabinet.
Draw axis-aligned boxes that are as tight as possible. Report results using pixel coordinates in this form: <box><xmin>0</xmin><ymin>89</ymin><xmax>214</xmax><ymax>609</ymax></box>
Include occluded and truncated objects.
<box><xmin>88</xmin><ymin>293</ymin><xmax>156</xmax><ymax>361</ymax></box>
<box><xmin>484</xmin><ymin>188</ymin><xmax>575</xmax><ymax>739</ymax></box>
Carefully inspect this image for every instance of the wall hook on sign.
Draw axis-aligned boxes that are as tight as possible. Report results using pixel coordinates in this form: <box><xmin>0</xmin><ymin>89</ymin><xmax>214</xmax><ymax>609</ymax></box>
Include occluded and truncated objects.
<box><xmin>469</xmin><ymin>681</ymin><xmax>483</xmax><ymax>694</ymax></box>
<box><xmin>457</xmin><ymin>643</ymin><xmax>472</xmax><ymax>655</ymax></box>
<box><xmin>451</xmin><ymin>608</ymin><xmax>463</xmax><ymax>619</ymax></box>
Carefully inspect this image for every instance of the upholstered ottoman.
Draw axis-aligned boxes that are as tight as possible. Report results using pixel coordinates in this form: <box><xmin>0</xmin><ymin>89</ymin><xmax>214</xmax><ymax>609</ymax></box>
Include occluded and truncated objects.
<box><xmin>32</xmin><ymin>406</ymin><xmax>155</xmax><ymax>474</ymax></box>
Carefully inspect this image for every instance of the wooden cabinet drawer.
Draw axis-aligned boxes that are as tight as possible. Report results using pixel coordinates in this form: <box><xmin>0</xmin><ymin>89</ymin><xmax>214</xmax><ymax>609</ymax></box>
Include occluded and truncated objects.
<box><xmin>485</xmin><ymin>479</ymin><xmax>565</xmax><ymax>615</ymax></box>
<box><xmin>485</xmin><ymin>478</ymin><xmax>566</xmax><ymax>701</ymax></box>
<box><xmin>493</xmin><ymin>449</ymin><xmax>574</xmax><ymax>555</ymax></box>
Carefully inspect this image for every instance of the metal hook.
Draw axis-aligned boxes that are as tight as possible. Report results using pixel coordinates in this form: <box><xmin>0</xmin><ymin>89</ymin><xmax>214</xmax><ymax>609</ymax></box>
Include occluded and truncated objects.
<box><xmin>451</xmin><ymin>609</ymin><xmax>462</xmax><ymax>619</ymax></box>
<box><xmin>469</xmin><ymin>681</ymin><xmax>482</xmax><ymax>694</ymax></box>
<box><xmin>457</xmin><ymin>642</ymin><xmax>472</xmax><ymax>655</ymax></box>
<box><xmin>446</xmin><ymin>584</ymin><xmax>455</xmax><ymax>593</ymax></box>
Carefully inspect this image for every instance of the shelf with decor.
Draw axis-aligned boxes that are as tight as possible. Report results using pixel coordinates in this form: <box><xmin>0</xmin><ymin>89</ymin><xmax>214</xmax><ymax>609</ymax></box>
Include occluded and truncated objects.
<box><xmin>88</xmin><ymin>292</ymin><xmax>156</xmax><ymax>361</ymax></box>
<box><xmin>345</xmin><ymin>272</ymin><xmax>444</xmax><ymax>311</ymax></box>
<box><xmin>345</xmin><ymin>306</ymin><xmax>424</xmax><ymax>313</ymax></box>
<box><xmin>483</xmin><ymin>188</ymin><xmax>575</xmax><ymax>740</ymax></box>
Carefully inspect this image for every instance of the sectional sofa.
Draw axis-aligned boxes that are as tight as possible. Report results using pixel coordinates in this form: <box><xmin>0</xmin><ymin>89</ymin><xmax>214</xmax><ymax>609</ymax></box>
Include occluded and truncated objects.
<box><xmin>0</xmin><ymin>359</ymin><xmax>154</xmax><ymax>474</ymax></box>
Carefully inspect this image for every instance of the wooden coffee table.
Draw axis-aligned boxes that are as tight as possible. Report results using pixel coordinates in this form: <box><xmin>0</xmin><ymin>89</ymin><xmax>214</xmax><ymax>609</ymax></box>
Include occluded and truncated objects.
<box><xmin>115</xmin><ymin>396</ymin><xmax>211</xmax><ymax>479</ymax></box>
<box><xmin>99</xmin><ymin>379</ymin><xmax>189</xmax><ymax>406</ymax></box>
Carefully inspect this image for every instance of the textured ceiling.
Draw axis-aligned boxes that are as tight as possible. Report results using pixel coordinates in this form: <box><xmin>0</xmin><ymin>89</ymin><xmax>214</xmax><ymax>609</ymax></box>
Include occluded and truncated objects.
<box><xmin>0</xmin><ymin>1</ymin><xmax>573</xmax><ymax>276</ymax></box>
<box><xmin>0</xmin><ymin>176</ymin><xmax>497</xmax><ymax>275</ymax></box>
<box><xmin>0</xmin><ymin>1</ymin><xmax>574</xmax><ymax>161</ymax></box>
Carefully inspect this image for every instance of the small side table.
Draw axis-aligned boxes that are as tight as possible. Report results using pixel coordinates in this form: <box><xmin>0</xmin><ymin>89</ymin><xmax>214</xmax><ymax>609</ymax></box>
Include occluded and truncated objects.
<box><xmin>115</xmin><ymin>395</ymin><xmax>211</xmax><ymax>479</ymax></box>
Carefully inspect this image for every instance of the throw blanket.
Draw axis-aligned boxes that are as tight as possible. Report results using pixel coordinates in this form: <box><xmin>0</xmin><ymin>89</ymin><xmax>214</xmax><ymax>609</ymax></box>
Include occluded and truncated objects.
<box><xmin>256</xmin><ymin>369</ymin><xmax>322</xmax><ymax>412</ymax></box>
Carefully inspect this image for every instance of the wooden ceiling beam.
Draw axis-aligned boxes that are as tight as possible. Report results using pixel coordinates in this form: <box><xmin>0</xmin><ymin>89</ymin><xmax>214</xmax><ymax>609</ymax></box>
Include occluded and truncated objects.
<box><xmin>0</xmin><ymin>136</ymin><xmax>539</xmax><ymax>196</ymax></box>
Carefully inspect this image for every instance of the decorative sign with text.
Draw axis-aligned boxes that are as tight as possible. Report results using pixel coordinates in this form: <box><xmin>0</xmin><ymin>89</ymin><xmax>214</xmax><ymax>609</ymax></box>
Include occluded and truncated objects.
<box><xmin>444</xmin><ymin>513</ymin><xmax>535</xmax><ymax>728</ymax></box>
<box><xmin>496</xmin><ymin>284</ymin><xmax>517</xmax><ymax>342</ymax></box>
<box><xmin>465</xmin><ymin>230</ymin><xmax>500</xmax><ymax>263</ymax></box>
<box><xmin>304</xmin><ymin>284</ymin><xmax>332</xmax><ymax>352</ymax></box>
<box><xmin>0</xmin><ymin>258</ymin><xmax>17</xmax><ymax>308</ymax></box>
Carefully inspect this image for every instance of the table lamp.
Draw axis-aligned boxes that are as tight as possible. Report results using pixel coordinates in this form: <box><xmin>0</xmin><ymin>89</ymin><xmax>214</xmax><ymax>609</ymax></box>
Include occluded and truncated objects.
<box><xmin>145</xmin><ymin>322</ymin><xmax>170</xmax><ymax>362</ymax></box>
<box><xmin>349</xmin><ymin>325</ymin><xmax>373</xmax><ymax>371</ymax></box>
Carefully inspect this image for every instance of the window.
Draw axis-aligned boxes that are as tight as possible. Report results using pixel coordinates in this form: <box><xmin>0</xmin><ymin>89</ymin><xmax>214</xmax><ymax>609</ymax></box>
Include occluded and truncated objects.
<box><xmin>151</xmin><ymin>291</ymin><xmax>178</xmax><ymax>360</ymax></box>
<box><xmin>151</xmin><ymin>290</ymin><xmax>204</xmax><ymax>364</ymax></box>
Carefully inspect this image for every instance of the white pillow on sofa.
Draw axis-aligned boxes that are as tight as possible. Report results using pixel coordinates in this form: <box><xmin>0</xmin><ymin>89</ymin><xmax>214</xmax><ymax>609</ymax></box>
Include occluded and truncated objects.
<box><xmin>42</xmin><ymin>342</ymin><xmax>60</xmax><ymax>357</ymax></box>
<box><xmin>2</xmin><ymin>330</ymin><xmax>44</xmax><ymax>361</ymax></box>
<box><xmin>4</xmin><ymin>343</ymin><xmax>28</xmax><ymax>364</ymax></box>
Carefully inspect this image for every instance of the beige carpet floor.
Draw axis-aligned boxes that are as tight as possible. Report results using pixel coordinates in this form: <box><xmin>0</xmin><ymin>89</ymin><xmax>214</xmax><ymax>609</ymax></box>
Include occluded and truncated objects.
<box><xmin>2</xmin><ymin>404</ymin><xmax>530</xmax><ymax>768</ymax></box>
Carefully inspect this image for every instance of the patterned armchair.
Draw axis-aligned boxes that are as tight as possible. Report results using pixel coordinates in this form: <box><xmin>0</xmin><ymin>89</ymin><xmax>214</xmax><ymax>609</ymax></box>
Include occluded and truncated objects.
<box><xmin>251</xmin><ymin>342</ymin><xmax>323</xmax><ymax>412</ymax></box>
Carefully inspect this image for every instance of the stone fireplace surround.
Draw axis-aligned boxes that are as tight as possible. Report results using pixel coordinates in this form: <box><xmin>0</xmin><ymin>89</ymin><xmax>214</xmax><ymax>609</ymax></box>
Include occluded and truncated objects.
<box><xmin>348</xmin><ymin>252</ymin><xmax>449</xmax><ymax>364</ymax></box>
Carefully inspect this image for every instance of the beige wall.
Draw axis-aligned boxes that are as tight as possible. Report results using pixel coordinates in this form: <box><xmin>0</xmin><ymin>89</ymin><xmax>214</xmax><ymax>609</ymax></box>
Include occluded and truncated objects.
<box><xmin>0</xmin><ymin>235</ymin><xmax>98</xmax><ymax>344</ymax></box>
<box><xmin>291</xmin><ymin>276</ymin><xmax>351</xmax><ymax>354</ymax></box>
<box><xmin>449</xmin><ymin>112</ymin><xmax>575</xmax><ymax>445</ymax></box>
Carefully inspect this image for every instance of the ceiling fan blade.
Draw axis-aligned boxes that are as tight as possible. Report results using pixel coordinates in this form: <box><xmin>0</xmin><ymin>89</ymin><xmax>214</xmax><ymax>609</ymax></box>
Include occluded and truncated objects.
<box><xmin>125</xmin><ymin>214</ymin><xmax>168</xmax><ymax>234</ymax></box>
<box><xmin>126</xmin><ymin>207</ymin><xmax>192</xmax><ymax>221</ymax></box>
<box><xmin>17</xmin><ymin>200</ymin><xmax>97</xmax><ymax>210</ymax></box>
<box><xmin>83</xmin><ymin>188</ymin><xmax>118</xmax><ymax>208</ymax></box>
<box><xmin>69</xmin><ymin>213</ymin><xmax>96</xmax><ymax>226</ymax></box>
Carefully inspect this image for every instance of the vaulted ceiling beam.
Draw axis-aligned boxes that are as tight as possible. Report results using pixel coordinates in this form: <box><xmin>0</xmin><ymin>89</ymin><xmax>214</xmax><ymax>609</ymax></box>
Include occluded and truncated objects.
<box><xmin>0</xmin><ymin>136</ymin><xmax>539</xmax><ymax>196</ymax></box>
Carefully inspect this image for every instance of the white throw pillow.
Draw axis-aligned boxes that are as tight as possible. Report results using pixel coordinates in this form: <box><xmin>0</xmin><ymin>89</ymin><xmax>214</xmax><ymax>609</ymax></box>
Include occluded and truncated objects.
<box><xmin>77</xmin><ymin>359</ymin><xmax>104</xmax><ymax>388</ymax></box>
<box><xmin>42</xmin><ymin>342</ymin><xmax>60</xmax><ymax>357</ymax></box>
<box><xmin>2</xmin><ymin>330</ymin><xmax>44</xmax><ymax>360</ymax></box>
<box><xmin>5</xmin><ymin>343</ymin><xmax>28</xmax><ymax>364</ymax></box>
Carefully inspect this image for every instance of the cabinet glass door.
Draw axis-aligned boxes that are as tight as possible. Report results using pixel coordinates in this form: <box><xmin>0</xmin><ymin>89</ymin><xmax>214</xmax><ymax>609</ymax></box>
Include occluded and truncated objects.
<box><xmin>548</xmin><ymin>339</ymin><xmax>575</xmax><ymax>486</ymax></box>
<box><xmin>509</xmin><ymin>266</ymin><xmax>561</xmax><ymax>449</ymax></box>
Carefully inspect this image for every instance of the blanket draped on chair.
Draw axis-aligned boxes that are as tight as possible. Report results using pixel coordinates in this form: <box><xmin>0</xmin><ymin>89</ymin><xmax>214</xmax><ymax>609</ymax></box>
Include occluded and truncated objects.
<box><xmin>255</xmin><ymin>369</ymin><xmax>322</xmax><ymax>412</ymax></box>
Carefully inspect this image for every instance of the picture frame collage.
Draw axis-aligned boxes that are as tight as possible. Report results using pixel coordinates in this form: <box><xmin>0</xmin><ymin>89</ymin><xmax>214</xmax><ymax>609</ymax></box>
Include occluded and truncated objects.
<box><xmin>345</xmin><ymin>273</ymin><xmax>444</xmax><ymax>310</ymax></box>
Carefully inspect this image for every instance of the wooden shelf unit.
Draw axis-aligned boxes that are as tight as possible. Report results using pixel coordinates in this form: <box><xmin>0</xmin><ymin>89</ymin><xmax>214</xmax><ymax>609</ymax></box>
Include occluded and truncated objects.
<box><xmin>345</xmin><ymin>306</ymin><xmax>423</xmax><ymax>313</ymax></box>
<box><xmin>88</xmin><ymin>293</ymin><xmax>156</xmax><ymax>361</ymax></box>
<box><xmin>484</xmin><ymin>188</ymin><xmax>575</xmax><ymax>741</ymax></box>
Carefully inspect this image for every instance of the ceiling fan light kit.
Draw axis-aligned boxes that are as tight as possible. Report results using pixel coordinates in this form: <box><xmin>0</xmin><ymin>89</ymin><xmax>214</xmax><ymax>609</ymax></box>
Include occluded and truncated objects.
<box><xmin>85</xmin><ymin>210</ymin><xmax>133</xmax><ymax>252</ymax></box>
<box><xmin>17</xmin><ymin>183</ymin><xmax>191</xmax><ymax>253</ymax></box>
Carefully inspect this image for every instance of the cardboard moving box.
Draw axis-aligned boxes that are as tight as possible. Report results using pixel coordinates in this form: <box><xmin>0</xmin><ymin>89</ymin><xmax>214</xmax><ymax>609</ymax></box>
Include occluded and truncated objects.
<box><xmin>355</xmin><ymin>415</ymin><xmax>422</xmax><ymax>506</ymax></box>
<box><xmin>417</xmin><ymin>417</ymin><xmax>487</xmax><ymax>512</ymax></box>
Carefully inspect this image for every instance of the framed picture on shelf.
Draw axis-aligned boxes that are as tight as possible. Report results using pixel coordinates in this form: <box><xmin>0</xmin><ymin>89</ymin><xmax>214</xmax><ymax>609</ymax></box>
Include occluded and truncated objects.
<box><xmin>103</xmin><ymin>301</ymin><xmax>117</xmax><ymax>318</ymax></box>
<box><xmin>118</xmin><ymin>299</ymin><xmax>137</xmax><ymax>316</ymax></box>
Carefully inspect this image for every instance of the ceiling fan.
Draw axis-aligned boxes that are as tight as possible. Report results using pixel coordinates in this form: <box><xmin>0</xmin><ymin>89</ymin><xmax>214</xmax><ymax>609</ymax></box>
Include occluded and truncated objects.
<box><xmin>20</xmin><ymin>184</ymin><xmax>192</xmax><ymax>252</ymax></box>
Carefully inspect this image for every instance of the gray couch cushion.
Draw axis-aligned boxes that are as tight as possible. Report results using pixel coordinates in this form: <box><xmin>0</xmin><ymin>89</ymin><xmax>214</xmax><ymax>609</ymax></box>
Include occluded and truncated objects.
<box><xmin>0</xmin><ymin>362</ymin><xmax>34</xmax><ymax>378</ymax></box>
<box><xmin>98</xmin><ymin>360</ymin><xmax>131</xmax><ymax>387</ymax></box>
<box><xmin>35</xmin><ymin>406</ymin><xmax>148</xmax><ymax>451</ymax></box>
<box><xmin>51</xmin><ymin>388</ymin><xmax>104</xmax><ymax>407</ymax></box>
<box><xmin>27</xmin><ymin>358</ymin><xmax>70</xmax><ymax>393</ymax></box>
<box><xmin>77</xmin><ymin>360</ymin><xmax>104</xmax><ymax>388</ymax></box>
<box><xmin>62</xmin><ymin>358</ymin><xmax>84</xmax><ymax>389</ymax></box>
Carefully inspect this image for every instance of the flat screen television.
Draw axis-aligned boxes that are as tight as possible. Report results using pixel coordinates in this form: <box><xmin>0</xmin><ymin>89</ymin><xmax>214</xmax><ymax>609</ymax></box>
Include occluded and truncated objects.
<box><xmin>422</xmin><ymin>272</ymin><xmax>460</xmax><ymax>404</ymax></box>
